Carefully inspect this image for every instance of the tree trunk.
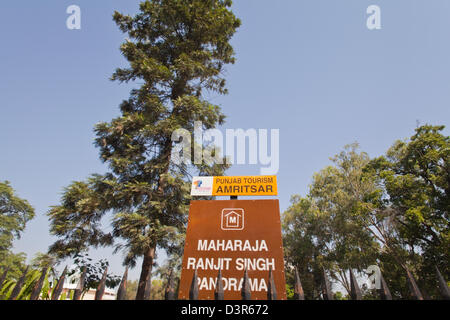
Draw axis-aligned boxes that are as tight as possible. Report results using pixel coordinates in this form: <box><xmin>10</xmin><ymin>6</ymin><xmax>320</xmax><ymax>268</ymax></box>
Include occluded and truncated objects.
<box><xmin>135</xmin><ymin>245</ymin><xmax>156</xmax><ymax>300</ymax></box>
<box><xmin>135</xmin><ymin>137</ymin><xmax>170</xmax><ymax>300</ymax></box>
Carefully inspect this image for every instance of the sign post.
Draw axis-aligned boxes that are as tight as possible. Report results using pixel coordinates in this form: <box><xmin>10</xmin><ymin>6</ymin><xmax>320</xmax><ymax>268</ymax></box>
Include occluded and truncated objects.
<box><xmin>178</xmin><ymin>176</ymin><xmax>286</xmax><ymax>300</ymax></box>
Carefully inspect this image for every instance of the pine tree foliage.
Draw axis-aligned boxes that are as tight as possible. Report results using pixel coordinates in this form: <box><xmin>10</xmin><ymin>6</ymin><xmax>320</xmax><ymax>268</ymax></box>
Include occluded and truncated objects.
<box><xmin>0</xmin><ymin>181</ymin><xmax>35</xmax><ymax>279</ymax></box>
<box><xmin>48</xmin><ymin>0</ymin><xmax>239</xmax><ymax>298</ymax></box>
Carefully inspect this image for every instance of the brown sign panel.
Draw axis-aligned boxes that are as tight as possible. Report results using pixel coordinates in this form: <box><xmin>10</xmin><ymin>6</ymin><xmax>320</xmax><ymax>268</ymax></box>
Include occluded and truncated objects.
<box><xmin>179</xmin><ymin>200</ymin><xmax>286</xmax><ymax>300</ymax></box>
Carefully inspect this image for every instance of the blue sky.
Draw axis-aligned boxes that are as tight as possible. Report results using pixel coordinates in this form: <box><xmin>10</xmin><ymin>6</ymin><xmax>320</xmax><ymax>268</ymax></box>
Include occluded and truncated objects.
<box><xmin>1</xmin><ymin>1</ymin><xmax>449</xmax><ymax>282</ymax></box>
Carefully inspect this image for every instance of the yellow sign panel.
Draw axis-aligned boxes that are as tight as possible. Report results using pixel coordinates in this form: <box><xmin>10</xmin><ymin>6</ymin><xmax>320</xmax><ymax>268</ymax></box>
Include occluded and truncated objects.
<box><xmin>212</xmin><ymin>176</ymin><xmax>277</xmax><ymax>196</ymax></box>
<box><xmin>191</xmin><ymin>176</ymin><xmax>278</xmax><ymax>196</ymax></box>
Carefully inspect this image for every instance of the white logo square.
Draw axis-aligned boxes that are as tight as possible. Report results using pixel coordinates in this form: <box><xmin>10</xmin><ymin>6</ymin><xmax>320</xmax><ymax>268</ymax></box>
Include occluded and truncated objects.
<box><xmin>221</xmin><ymin>208</ymin><xmax>244</xmax><ymax>231</ymax></box>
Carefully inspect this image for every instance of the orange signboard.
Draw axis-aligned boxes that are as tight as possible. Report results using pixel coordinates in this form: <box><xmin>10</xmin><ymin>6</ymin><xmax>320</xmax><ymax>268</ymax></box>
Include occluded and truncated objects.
<box><xmin>178</xmin><ymin>199</ymin><xmax>286</xmax><ymax>300</ymax></box>
<box><xmin>191</xmin><ymin>176</ymin><xmax>278</xmax><ymax>197</ymax></box>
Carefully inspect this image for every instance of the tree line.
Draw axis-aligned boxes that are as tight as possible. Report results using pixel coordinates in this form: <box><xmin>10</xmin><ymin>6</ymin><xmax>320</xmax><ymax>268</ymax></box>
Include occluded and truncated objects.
<box><xmin>283</xmin><ymin>125</ymin><xmax>449</xmax><ymax>299</ymax></box>
<box><xmin>2</xmin><ymin>0</ymin><xmax>239</xmax><ymax>300</ymax></box>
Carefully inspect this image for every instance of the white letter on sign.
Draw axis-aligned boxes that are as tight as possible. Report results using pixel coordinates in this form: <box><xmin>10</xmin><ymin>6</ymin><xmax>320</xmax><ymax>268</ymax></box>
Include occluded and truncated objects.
<box><xmin>187</xmin><ymin>257</ymin><xmax>196</xmax><ymax>270</ymax></box>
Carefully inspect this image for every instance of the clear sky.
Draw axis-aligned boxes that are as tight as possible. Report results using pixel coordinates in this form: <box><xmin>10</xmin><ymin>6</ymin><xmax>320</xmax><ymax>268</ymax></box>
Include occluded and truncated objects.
<box><xmin>1</xmin><ymin>0</ymin><xmax>449</xmax><ymax>283</ymax></box>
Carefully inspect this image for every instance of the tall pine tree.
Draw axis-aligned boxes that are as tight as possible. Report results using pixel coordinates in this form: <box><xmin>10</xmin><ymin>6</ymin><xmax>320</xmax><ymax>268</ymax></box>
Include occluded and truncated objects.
<box><xmin>48</xmin><ymin>0</ymin><xmax>240</xmax><ymax>299</ymax></box>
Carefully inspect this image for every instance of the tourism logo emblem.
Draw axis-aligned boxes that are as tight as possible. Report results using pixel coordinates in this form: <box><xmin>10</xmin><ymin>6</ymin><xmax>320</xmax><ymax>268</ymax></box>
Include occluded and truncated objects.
<box><xmin>193</xmin><ymin>180</ymin><xmax>202</xmax><ymax>188</ymax></box>
<box><xmin>191</xmin><ymin>177</ymin><xmax>213</xmax><ymax>196</ymax></box>
<box><xmin>221</xmin><ymin>208</ymin><xmax>244</xmax><ymax>231</ymax></box>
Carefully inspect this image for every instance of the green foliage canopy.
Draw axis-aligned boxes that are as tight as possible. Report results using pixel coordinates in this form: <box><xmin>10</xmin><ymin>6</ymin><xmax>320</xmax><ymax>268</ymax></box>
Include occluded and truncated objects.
<box><xmin>283</xmin><ymin>125</ymin><xmax>449</xmax><ymax>299</ymax></box>
<box><xmin>0</xmin><ymin>181</ymin><xmax>35</xmax><ymax>279</ymax></box>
